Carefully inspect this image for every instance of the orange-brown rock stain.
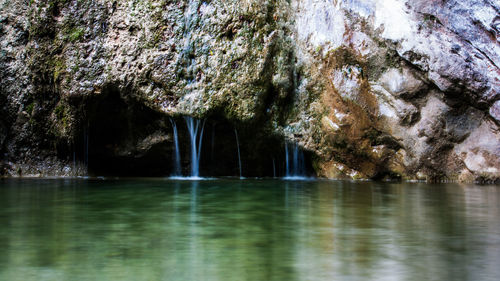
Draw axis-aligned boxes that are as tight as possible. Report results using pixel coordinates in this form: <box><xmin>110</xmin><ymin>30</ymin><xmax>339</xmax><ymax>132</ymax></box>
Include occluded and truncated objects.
<box><xmin>312</xmin><ymin>46</ymin><xmax>396</xmax><ymax>178</ymax></box>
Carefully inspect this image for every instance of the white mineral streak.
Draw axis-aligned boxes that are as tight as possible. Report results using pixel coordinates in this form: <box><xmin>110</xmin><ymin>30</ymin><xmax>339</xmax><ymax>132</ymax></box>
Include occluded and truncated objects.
<box><xmin>294</xmin><ymin>0</ymin><xmax>345</xmax><ymax>48</ymax></box>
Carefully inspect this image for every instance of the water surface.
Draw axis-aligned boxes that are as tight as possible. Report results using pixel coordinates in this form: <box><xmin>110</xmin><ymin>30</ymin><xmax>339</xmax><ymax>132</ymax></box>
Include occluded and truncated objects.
<box><xmin>0</xmin><ymin>179</ymin><xmax>499</xmax><ymax>280</ymax></box>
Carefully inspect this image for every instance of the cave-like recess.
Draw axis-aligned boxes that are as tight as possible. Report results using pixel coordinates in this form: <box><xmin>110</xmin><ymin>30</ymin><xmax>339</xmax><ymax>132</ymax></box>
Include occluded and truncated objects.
<box><xmin>69</xmin><ymin>85</ymin><xmax>313</xmax><ymax>178</ymax></box>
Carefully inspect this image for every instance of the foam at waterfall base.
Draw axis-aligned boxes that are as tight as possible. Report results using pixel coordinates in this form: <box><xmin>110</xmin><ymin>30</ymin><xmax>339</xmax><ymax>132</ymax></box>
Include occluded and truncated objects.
<box><xmin>168</xmin><ymin>176</ymin><xmax>215</xmax><ymax>181</ymax></box>
<box><xmin>282</xmin><ymin>176</ymin><xmax>315</xmax><ymax>181</ymax></box>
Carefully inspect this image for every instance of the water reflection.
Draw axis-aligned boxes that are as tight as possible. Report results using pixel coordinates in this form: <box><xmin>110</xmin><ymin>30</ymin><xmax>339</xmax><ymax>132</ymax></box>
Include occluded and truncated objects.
<box><xmin>0</xmin><ymin>179</ymin><xmax>499</xmax><ymax>280</ymax></box>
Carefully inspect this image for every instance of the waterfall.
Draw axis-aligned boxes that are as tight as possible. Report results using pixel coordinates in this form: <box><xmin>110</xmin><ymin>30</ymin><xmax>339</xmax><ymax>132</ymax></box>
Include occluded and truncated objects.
<box><xmin>284</xmin><ymin>141</ymin><xmax>307</xmax><ymax>179</ymax></box>
<box><xmin>184</xmin><ymin>116</ymin><xmax>206</xmax><ymax>178</ymax></box>
<box><xmin>170</xmin><ymin>118</ymin><xmax>182</xmax><ymax>176</ymax></box>
<box><xmin>234</xmin><ymin>129</ymin><xmax>243</xmax><ymax>178</ymax></box>
<box><xmin>293</xmin><ymin>144</ymin><xmax>298</xmax><ymax>176</ymax></box>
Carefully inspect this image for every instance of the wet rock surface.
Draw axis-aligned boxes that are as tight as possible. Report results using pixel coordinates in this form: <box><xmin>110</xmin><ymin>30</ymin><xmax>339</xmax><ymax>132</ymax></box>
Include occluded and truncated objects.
<box><xmin>0</xmin><ymin>0</ymin><xmax>499</xmax><ymax>182</ymax></box>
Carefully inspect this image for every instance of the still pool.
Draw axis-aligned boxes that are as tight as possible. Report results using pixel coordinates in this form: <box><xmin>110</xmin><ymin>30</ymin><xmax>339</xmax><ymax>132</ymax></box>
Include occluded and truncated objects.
<box><xmin>0</xmin><ymin>178</ymin><xmax>499</xmax><ymax>281</ymax></box>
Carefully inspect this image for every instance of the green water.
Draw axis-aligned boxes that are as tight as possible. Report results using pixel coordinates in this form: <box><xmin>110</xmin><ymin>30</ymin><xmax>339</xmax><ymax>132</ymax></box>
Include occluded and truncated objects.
<box><xmin>0</xmin><ymin>179</ymin><xmax>499</xmax><ymax>281</ymax></box>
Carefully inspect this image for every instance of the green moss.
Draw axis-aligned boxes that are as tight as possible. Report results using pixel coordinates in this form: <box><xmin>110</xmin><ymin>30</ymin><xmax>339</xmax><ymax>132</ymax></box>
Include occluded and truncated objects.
<box><xmin>66</xmin><ymin>27</ymin><xmax>85</xmax><ymax>42</ymax></box>
<box><xmin>351</xmin><ymin>173</ymin><xmax>363</xmax><ymax>180</ymax></box>
<box><xmin>28</xmin><ymin>0</ymin><xmax>73</xmax><ymax>39</ymax></box>
<box><xmin>52</xmin><ymin>102</ymin><xmax>73</xmax><ymax>137</ymax></box>
<box><xmin>52</xmin><ymin>57</ymin><xmax>66</xmax><ymax>82</ymax></box>
<box><xmin>54</xmin><ymin>103</ymin><xmax>69</xmax><ymax>127</ymax></box>
<box><xmin>54</xmin><ymin>104</ymin><xmax>65</xmax><ymax>119</ymax></box>
<box><xmin>71</xmin><ymin>61</ymin><xmax>80</xmax><ymax>73</ymax></box>
<box><xmin>315</xmin><ymin>45</ymin><xmax>322</xmax><ymax>54</ymax></box>
<box><xmin>26</xmin><ymin>102</ymin><xmax>35</xmax><ymax>115</ymax></box>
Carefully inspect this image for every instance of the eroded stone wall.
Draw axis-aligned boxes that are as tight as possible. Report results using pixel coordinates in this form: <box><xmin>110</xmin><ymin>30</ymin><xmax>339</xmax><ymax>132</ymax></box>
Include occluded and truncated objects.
<box><xmin>1</xmin><ymin>0</ymin><xmax>499</xmax><ymax>182</ymax></box>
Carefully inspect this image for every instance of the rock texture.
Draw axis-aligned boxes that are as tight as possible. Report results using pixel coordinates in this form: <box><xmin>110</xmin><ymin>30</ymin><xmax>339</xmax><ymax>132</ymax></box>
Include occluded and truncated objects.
<box><xmin>1</xmin><ymin>0</ymin><xmax>499</xmax><ymax>182</ymax></box>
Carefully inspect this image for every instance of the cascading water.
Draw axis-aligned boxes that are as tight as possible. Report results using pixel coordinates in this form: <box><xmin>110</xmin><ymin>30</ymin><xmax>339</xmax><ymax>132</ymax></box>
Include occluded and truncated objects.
<box><xmin>185</xmin><ymin>116</ymin><xmax>206</xmax><ymax>178</ymax></box>
<box><xmin>284</xmin><ymin>142</ymin><xmax>307</xmax><ymax>179</ymax></box>
<box><xmin>170</xmin><ymin>119</ymin><xmax>182</xmax><ymax>176</ymax></box>
<box><xmin>234</xmin><ymin>129</ymin><xmax>243</xmax><ymax>179</ymax></box>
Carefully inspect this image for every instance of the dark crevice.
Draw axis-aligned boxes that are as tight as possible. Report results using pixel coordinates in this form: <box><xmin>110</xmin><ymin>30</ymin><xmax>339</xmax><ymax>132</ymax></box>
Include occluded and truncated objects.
<box><xmin>371</xmin><ymin>171</ymin><xmax>402</xmax><ymax>181</ymax></box>
<box><xmin>464</xmin><ymin>39</ymin><xmax>499</xmax><ymax>70</ymax></box>
<box><xmin>74</xmin><ymin>85</ymin><xmax>172</xmax><ymax>176</ymax></box>
<box><xmin>69</xmin><ymin>86</ymin><xmax>314</xmax><ymax>178</ymax></box>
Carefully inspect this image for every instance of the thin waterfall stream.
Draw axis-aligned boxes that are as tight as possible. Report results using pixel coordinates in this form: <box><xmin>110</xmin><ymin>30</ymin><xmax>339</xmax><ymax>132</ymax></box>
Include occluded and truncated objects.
<box><xmin>164</xmin><ymin>116</ymin><xmax>309</xmax><ymax>179</ymax></box>
<box><xmin>234</xmin><ymin>129</ymin><xmax>243</xmax><ymax>179</ymax></box>
<box><xmin>170</xmin><ymin>119</ymin><xmax>182</xmax><ymax>176</ymax></box>
<box><xmin>185</xmin><ymin>116</ymin><xmax>206</xmax><ymax>178</ymax></box>
<box><xmin>284</xmin><ymin>141</ymin><xmax>307</xmax><ymax>179</ymax></box>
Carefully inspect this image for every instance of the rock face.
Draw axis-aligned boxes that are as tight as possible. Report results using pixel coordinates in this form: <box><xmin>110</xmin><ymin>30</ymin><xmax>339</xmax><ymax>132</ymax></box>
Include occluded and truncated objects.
<box><xmin>0</xmin><ymin>0</ymin><xmax>499</xmax><ymax>182</ymax></box>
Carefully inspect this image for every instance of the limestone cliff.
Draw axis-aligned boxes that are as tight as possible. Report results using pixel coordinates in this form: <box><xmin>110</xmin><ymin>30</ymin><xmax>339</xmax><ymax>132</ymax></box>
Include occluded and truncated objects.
<box><xmin>1</xmin><ymin>0</ymin><xmax>499</xmax><ymax>182</ymax></box>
